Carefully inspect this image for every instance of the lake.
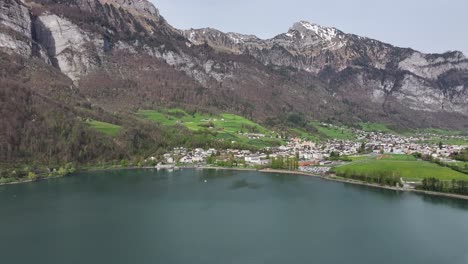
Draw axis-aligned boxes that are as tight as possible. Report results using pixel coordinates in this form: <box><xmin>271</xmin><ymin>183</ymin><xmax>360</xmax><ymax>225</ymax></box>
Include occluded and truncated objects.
<box><xmin>1</xmin><ymin>169</ymin><xmax>468</xmax><ymax>264</ymax></box>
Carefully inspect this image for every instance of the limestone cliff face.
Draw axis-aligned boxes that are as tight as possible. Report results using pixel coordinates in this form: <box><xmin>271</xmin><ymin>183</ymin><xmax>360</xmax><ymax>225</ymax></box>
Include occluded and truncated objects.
<box><xmin>185</xmin><ymin>21</ymin><xmax>468</xmax><ymax>77</ymax></box>
<box><xmin>33</xmin><ymin>14</ymin><xmax>103</xmax><ymax>81</ymax></box>
<box><xmin>0</xmin><ymin>0</ymin><xmax>31</xmax><ymax>56</ymax></box>
<box><xmin>185</xmin><ymin>21</ymin><xmax>468</xmax><ymax>115</ymax></box>
<box><xmin>0</xmin><ymin>0</ymin><xmax>29</xmax><ymax>35</ymax></box>
<box><xmin>398</xmin><ymin>51</ymin><xmax>468</xmax><ymax>80</ymax></box>
<box><xmin>184</xmin><ymin>21</ymin><xmax>399</xmax><ymax>72</ymax></box>
<box><xmin>0</xmin><ymin>0</ymin><xmax>466</xmax><ymax>128</ymax></box>
<box><xmin>99</xmin><ymin>0</ymin><xmax>160</xmax><ymax>19</ymax></box>
<box><xmin>11</xmin><ymin>0</ymin><xmax>224</xmax><ymax>83</ymax></box>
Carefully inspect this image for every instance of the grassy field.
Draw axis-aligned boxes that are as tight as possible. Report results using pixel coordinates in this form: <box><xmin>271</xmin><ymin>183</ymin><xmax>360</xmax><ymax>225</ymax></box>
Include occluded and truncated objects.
<box><xmin>310</xmin><ymin>122</ymin><xmax>356</xmax><ymax>141</ymax></box>
<box><xmin>288</xmin><ymin>128</ymin><xmax>320</xmax><ymax>142</ymax></box>
<box><xmin>140</xmin><ymin>110</ymin><xmax>270</xmax><ymax>133</ymax></box>
<box><xmin>332</xmin><ymin>155</ymin><xmax>468</xmax><ymax>181</ymax></box>
<box><xmin>359</xmin><ymin>122</ymin><xmax>394</xmax><ymax>133</ymax></box>
<box><xmin>422</xmin><ymin>128</ymin><xmax>465</xmax><ymax>136</ymax></box>
<box><xmin>293</xmin><ymin>122</ymin><xmax>394</xmax><ymax>141</ymax></box>
<box><xmin>401</xmin><ymin>128</ymin><xmax>468</xmax><ymax>145</ymax></box>
<box><xmin>86</xmin><ymin>120</ymin><xmax>121</xmax><ymax>136</ymax></box>
<box><xmin>140</xmin><ymin>110</ymin><xmax>360</xmax><ymax>143</ymax></box>
<box><xmin>451</xmin><ymin>162</ymin><xmax>468</xmax><ymax>174</ymax></box>
<box><xmin>347</xmin><ymin>155</ymin><xmax>374</xmax><ymax>161</ymax></box>
<box><xmin>139</xmin><ymin>109</ymin><xmax>283</xmax><ymax>148</ymax></box>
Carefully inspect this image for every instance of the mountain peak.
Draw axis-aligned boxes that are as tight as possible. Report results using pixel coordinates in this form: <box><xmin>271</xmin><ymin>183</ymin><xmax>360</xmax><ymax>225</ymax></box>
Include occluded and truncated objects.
<box><xmin>288</xmin><ymin>21</ymin><xmax>343</xmax><ymax>42</ymax></box>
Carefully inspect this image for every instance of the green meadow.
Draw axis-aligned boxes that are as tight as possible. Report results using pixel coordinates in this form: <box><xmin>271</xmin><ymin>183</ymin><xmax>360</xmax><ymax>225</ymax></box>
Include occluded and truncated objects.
<box><xmin>86</xmin><ymin>120</ymin><xmax>121</xmax><ymax>136</ymax></box>
<box><xmin>288</xmin><ymin>128</ymin><xmax>320</xmax><ymax>142</ymax></box>
<box><xmin>310</xmin><ymin>122</ymin><xmax>356</xmax><ymax>140</ymax></box>
<box><xmin>359</xmin><ymin>122</ymin><xmax>394</xmax><ymax>133</ymax></box>
<box><xmin>422</xmin><ymin>128</ymin><xmax>465</xmax><ymax>136</ymax></box>
<box><xmin>290</xmin><ymin>122</ymin><xmax>391</xmax><ymax>142</ymax></box>
<box><xmin>139</xmin><ymin>109</ymin><xmax>283</xmax><ymax>148</ymax></box>
<box><xmin>332</xmin><ymin>155</ymin><xmax>468</xmax><ymax>181</ymax></box>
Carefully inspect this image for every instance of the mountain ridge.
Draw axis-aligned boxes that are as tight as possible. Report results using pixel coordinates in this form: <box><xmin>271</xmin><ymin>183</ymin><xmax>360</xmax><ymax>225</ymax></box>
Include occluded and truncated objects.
<box><xmin>0</xmin><ymin>0</ymin><xmax>467</xmax><ymax>166</ymax></box>
<box><xmin>185</xmin><ymin>20</ymin><xmax>466</xmax><ymax>57</ymax></box>
<box><xmin>0</xmin><ymin>0</ymin><xmax>466</xmax><ymax>119</ymax></box>
<box><xmin>184</xmin><ymin>19</ymin><xmax>467</xmax><ymax>72</ymax></box>
<box><xmin>183</xmin><ymin>18</ymin><xmax>468</xmax><ymax>116</ymax></box>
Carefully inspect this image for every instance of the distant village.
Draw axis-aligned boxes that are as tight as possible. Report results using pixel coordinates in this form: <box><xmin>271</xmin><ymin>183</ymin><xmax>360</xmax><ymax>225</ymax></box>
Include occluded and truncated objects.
<box><xmin>150</xmin><ymin>124</ymin><xmax>467</xmax><ymax>172</ymax></box>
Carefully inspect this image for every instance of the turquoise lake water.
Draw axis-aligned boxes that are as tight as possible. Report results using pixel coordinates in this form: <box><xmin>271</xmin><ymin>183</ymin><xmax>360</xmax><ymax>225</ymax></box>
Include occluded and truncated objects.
<box><xmin>1</xmin><ymin>169</ymin><xmax>468</xmax><ymax>264</ymax></box>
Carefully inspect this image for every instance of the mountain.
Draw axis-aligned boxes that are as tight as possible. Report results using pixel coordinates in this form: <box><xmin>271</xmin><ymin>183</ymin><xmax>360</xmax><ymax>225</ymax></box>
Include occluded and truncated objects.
<box><xmin>0</xmin><ymin>0</ymin><xmax>467</xmax><ymax>165</ymax></box>
<box><xmin>184</xmin><ymin>21</ymin><xmax>468</xmax><ymax>115</ymax></box>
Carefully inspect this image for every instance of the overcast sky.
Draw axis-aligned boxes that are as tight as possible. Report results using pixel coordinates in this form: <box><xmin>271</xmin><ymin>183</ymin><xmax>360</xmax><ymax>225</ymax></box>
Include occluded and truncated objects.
<box><xmin>152</xmin><ymin>0</ymin><xmax>467</xmax><ymax>55</ymax></box>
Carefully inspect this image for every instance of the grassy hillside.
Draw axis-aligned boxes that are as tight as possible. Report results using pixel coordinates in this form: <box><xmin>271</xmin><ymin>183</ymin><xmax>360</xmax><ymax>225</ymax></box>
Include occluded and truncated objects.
<box><xmin>422</xmin><ymin>128</ymin><xmax>466</xmax><ymax>136</ymax></box>
<box><xmin>288</xmin><ymin>128</ymin><xmax>320</xmax><ymax>142</ymax></box>
<box><xmin>359</xmin><ymin>122</ymin><xmax>394</xmax><ymax>133</ymax></box>
<box><xmin>310</xmin><ymin>122</ymin><xmax>356</xmax><ymax>141</ymax></box>
<box><xmin>139</xmin><ymin>109</ymin><xmax>283</xmax><ymax>148</ymax></box>
<box><xmin>86</xmin><ymin>120</ymin><xmax>121</xmax><ymax>136</ymax></box>
<box><xmin>332</xmin><ymin>155</ymin><xmax>468</xmax><ymax>181</ymax></box>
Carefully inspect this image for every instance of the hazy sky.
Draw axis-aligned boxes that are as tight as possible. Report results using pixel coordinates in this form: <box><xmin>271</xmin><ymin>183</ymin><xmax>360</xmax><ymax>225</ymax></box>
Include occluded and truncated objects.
<box><xmin>152</xmin><ymin>0</ymin><xmax>467</xmax><ymax>55</ymax></box>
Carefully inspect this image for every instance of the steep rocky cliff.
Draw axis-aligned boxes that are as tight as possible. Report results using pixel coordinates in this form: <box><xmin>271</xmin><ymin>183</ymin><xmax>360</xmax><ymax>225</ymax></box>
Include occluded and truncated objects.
<box><xmin>185</xmin><ymin>21</ymin><xmax>468</xmax><ymax>116</ymax></box>
<box><xmin>0</xmin><ymin>0</ymin><xmax>31</xmax><ymax>55</ymax></box>
<box><xmin>33</xmin><ymin>13</ymin><xmax>102</xmax><ymax>81</ymax></box>
<box><xmin>0</xmin><ymin>0</ymin><xmax>467</xmax><ymax>130</ymax></box>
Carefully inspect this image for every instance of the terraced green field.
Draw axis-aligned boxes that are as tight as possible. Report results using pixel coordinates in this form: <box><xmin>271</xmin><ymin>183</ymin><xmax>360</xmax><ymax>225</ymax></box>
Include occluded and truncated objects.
<box><xmin>139</xmin><ymin>109</ymin><xmax>283</xmax><ymax>148</ymax></box>
<box><xmin>422</xmin><ymin>128</ymin><xmax>465</xmax><ymax>136</ymax></box>
<box><xmin>86</xmin><ymin>120</ymin><xmax>121</xmax><ymax>136</ymax></box>
<box><xmin>359</xmin><ymin>122</ymin><xmax>393</xmax><ymax>133</ymax></box>
<box><xmin>310</xmin><ymin>122</ymin><xmax>356</xmax><ymax>140</ymax></box>
<box><xmin>332</xmin><ymin>155</ymin><xmax>468</xmax><ymax>181</ymax></box>
<box><xmin>288</xmin><ymin>128</ymin><xmax>320</xmax><ymax>142</ymax></box>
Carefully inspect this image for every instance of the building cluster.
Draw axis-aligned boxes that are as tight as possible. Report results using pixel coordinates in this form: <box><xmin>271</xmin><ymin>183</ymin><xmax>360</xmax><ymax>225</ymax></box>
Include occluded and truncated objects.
<box><xmin>360</xmin><ymin>131</ymin><xmax>466</xmax><ymax>159</ymax></box>
<box><xmin>156</xmin><ymin>128</ymin><xmax>467</xmax><ymax>169</ymax></box>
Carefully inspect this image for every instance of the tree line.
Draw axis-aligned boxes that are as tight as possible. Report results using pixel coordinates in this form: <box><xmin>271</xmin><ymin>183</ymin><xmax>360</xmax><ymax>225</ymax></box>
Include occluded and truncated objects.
<box><xmin>420</xmin><ymin>178</ymin><xmax>468</xmax><ymax>196</ymax></box>
<box><xmin>335</xmin><ymin>169</ymin><xmax>401</xmax><ymax>187</ymax></box>
<box><xmin>451</xmin><ymin>148</ymin><xmax>468</xmax><ymax>162</ymax></box>
<box><xmin>270</xmin><ymin>156</ymin><xmax>299</xmax><ymax>171</ymax></box>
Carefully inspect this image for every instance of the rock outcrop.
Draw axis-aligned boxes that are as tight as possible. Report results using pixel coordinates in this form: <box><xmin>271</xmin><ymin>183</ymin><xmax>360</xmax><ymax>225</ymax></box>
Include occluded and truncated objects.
<box><xmin>0</xmin><ymin>0</ymin><xmax>31</xmax><ymax>56</ymax></box>
<box><xmin>33</xmin><ymin>14</ymin><xmax>102</xmax><ymax>81</ymax></box>
<box><xmin>100</xmin><ymin>0</ymin><xmax>160</xmax><ymax>19</ymax></box>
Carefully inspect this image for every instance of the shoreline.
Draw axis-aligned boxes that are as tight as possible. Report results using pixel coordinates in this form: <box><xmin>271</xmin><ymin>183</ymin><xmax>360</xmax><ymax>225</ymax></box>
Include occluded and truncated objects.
<box><xmin>259</xmin><ymin>168</ymin><xmax>468</xmax><ymax>201</ymax></box>
<box><xmin>2</xmin><ymin>166</ymin><xmax>468</xmax><ymax>201</ymax></box>
<box><xmin>0</xmin><ymin>175</ymin><xmax>64</xmax><ymax>186</ymax></box>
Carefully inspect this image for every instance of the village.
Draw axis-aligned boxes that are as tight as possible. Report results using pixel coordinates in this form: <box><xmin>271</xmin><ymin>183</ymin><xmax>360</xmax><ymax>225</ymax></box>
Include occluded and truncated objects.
<box><xmin>153</xmin><ymin>127</ymin><xmax>468</xmax><ymax>172</ymax></box>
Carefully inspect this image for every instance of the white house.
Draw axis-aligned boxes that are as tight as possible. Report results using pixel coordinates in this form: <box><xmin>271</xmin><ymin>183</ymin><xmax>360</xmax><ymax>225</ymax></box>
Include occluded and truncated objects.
<box><xmin>179</xmin><ymin>156</ymin><xmax>193</xmax><ymax>163</ymax></box>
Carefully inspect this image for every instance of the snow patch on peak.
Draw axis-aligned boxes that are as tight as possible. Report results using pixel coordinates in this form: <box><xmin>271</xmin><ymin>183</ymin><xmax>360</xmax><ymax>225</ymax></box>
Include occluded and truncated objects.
<box><xmin>226</xmin><ymin>32</ymin><xmax>259</xmax><ymax>44</ymax></box>
<box><xmin>188</xmin><ymin>31</ymin><xmax>196</xmax><ymax>42</ymax></box>
<box><xmin>298</xmin><ymin>21</ymin><xmax>321</xmax><ymax>33</ymax></box>
<box><xmin>291</xmin><ymin>21</ymin><xmax>339</xmax><ymax>42</ymax></box>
